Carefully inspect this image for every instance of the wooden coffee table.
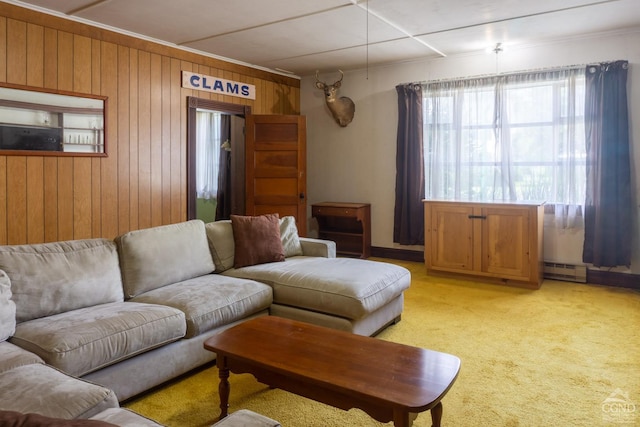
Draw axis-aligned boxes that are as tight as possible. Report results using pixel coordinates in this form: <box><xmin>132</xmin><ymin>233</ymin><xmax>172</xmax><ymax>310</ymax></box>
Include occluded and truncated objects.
<box><xmin>204</xmin><ymin>316</ymin><xmax>460</xmax><ymax>426</ymax></box>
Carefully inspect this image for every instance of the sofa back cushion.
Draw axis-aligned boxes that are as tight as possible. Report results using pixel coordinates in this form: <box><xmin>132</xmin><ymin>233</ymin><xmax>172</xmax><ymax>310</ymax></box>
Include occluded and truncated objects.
<box><xmin>279</xmin><ymin>216</ymin><xmax>303</xmax><ymax>257</ymax></box>
<box><xmin>0</xmin><ymin>270</ymin><xmax>16</xmax><ymax>341</ymax></box>
<box><xmin>0</xmin><ymin>239</ymin><xmax>124</xmax><ymax>323</ymax></box>
<box><xmin>116</xmin><ymin>220</ymin><xmax>215</xmax><ymax>298</ymax></box>
<box><xmin>205</xmin><ymin>220</ymin><xmax>235</xmax><ymax>273</ymax></box>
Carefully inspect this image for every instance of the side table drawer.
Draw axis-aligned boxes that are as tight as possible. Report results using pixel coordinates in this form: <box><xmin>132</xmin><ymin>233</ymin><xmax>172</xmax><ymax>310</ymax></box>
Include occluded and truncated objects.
<box><xmin>312</xmin><ymin>206</ymin><xmax>356</xmax><ymax>217</ymax></box>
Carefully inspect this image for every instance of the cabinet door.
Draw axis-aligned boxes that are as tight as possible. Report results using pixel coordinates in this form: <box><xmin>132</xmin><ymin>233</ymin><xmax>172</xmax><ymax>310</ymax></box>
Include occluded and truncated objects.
<box><xmin>481</xmin><ymin>207</ymin><xmax>530</xmax><ymax>280</ymax></box>
<box><xmin>427</xmin><ymin>204</ymin><xmax>475</xmax><ymax>272</ymax></box>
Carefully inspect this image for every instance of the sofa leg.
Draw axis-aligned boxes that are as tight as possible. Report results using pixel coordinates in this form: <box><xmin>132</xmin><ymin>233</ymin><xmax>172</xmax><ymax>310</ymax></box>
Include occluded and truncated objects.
<box><xmin>371</xmin><ymin>315</ymin><xmax>403</xmax><ymax>336</ymax></box>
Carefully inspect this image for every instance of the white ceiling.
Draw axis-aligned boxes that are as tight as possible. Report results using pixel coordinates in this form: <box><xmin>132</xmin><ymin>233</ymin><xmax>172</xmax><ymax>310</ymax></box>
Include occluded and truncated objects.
<box><xmin>6</xmin><ymin>0</ymin><xmax>640</xmax><ymax>77</ymax></box>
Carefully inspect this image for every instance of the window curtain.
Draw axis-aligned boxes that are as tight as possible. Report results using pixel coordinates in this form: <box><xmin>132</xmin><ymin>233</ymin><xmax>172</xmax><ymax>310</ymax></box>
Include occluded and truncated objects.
<box><xmin>215</xmin><ymin>114</ymin><xmax>232</xmax><ymax>220</ymax></box>
<box><xmin>393</xmin><ymin>84</ymin><xmax>425</xmax><ymax>245</ymax></box>
<box><xmin>582</xmin><ymin>60</ymin><xmax>631</xmax><ymax>267</ymax></box>
<box><xmin>422</xmin><ymin>67</ymin><xmax>585</xmax><ymax>228</ymax></box>
<box><xmin>195</xmin><ymin>111</ymin><xmax>221</xmax><ymax>200</ymax></box>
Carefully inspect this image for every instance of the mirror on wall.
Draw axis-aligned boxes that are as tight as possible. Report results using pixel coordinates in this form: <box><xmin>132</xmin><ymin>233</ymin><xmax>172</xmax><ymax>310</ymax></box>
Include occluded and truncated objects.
<box><xmin>187</xmin><ymin>97</ymin><xmax>250</xmax><ymax>222</ymax></box>
<box><xmin>0</xmin><ymin>83</ymin><xmax>106</xmax><ymax>156</ymax></box>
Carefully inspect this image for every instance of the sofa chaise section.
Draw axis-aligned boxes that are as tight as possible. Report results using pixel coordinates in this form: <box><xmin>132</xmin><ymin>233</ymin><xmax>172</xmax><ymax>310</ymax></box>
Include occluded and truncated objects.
<box><xmin>224</xmin><ymin>256</ymin><xmax>410</xmax><ymax>336</ymax></box>
<box><xmin>205</xmin><ymin>217</ymin><xmax>411</xmax><ymax>336</ymax></box>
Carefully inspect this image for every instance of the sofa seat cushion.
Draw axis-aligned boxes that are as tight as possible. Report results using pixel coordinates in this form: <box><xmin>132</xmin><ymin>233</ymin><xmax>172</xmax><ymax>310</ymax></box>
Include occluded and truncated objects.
<box><xmin>130</xmin><ymin>274</ymin><xmax>272</xmax><ymax>338</ymax></box>
<box><xmin>0</xmin><ymin>410</ymin><xmax>117</xmax><ymax>426</ymax></box>
<box><xmin>9</xmin><ymin>302</ymin><xmax>186</xmax><ymax>377</ymax></box>
<box><xmin>223</xmin><ymin>257</ymin><xmax>411</xmax><ymax>320</ymax></box>
<box><xmin>0</xmin><ymin>239</ymin><xmax>124</xmax><ymax>323</ymax></box>
<box><xmin>0</xmin><ymin>364</ymin><xmax>118</xmax><ymax>419</ymax></box>
<box><xmin>89</xmin><ymin>408</ymin><xmax>163</xmax><ymax>426</ymax></box>
<box><xmin>0</xmin><ymin>342</ymin><xmax>43</xmax><ymax>374</ymax></box>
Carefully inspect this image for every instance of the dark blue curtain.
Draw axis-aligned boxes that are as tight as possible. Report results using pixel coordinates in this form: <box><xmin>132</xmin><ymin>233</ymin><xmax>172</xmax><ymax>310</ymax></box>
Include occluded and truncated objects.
<box><xmin>582</xmin><ymin>60</ymin><xmax>632</xmax><ymax>267</ymax></box>
<box><xmin>394</xmin><ymin>84</ymin><xmax>424</xmax><ymax>245</ymax></box>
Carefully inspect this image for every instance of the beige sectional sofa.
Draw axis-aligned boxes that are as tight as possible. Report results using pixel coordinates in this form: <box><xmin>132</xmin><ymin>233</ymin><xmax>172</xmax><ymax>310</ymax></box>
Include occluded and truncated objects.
<box><xmin>0</xmin><ymin>216</ymin><xmax>411</xmax><ymax>423</ymax></box>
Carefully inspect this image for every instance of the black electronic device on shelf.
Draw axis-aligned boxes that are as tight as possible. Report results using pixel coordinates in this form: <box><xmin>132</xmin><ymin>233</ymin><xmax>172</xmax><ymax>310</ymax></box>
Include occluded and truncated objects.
<box><xmin>0</xmin><ymin>125</ymin><xmax>62</xmax><ymax>151</ymax></box>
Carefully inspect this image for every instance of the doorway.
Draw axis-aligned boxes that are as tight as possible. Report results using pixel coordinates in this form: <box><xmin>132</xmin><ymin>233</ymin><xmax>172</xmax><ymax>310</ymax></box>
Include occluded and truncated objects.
<box><xmin>187</xmin><ymin>97</ymin><xmax>251</xmax><ymax>222</ymax></box>
<box><xmin>187</xmin><ymin>98</ymin><xmax>308</xmax><ymax>235</ymax></box>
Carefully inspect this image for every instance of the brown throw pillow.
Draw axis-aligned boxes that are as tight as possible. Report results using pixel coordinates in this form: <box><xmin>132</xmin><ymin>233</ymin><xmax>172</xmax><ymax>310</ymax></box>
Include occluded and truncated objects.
<box><xmin>231</xmin><ymin>214</ymin><xmax>285</xmax><ymax>268</ymax></box>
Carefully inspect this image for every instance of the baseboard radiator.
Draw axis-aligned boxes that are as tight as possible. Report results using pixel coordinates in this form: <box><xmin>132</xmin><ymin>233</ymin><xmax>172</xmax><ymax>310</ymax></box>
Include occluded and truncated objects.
<box><xmin>543</xmin><ymin>262</ymin><xmax>587</xmax><ymax>283</ymax></box>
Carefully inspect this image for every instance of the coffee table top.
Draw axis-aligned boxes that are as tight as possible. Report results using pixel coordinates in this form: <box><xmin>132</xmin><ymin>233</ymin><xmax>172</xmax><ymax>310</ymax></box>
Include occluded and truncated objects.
<box><xmin>204</xmin><ymin>316</ymin><xmax>460</xmax><ymax>412</ymax></box>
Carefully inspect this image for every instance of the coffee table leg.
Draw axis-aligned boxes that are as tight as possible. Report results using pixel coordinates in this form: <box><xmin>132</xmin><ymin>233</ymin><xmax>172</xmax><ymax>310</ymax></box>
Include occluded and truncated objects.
<box><xmin>393</xmin><ymin>410</ymin><xmax>417</xmax><ymax>427</ymax></box>
<box><xmin>430</xmin><ymin>401</ymin><xmax>443</xmax><ymax>427</ymax></box>
<box><xmin>217</xmin><ymin>357</ymin><xmax>230</xmax><ymax>420</ymax></box>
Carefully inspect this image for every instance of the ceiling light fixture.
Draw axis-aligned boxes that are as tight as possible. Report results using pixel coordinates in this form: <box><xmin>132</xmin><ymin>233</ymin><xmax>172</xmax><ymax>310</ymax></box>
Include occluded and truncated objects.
<box><xmin>492</xmin><ymin>42</ymin><xmax>503</xmax><ymax>74</ymax></box>
<box><xmin>486</xmin><ymin>42</ymin><xmax>506</xmax><ymax>54</ymax></box>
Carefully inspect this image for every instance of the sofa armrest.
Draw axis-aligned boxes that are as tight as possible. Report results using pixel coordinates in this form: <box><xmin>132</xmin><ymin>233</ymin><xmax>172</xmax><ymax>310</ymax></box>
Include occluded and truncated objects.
<box><xmin>299</xmin><ymin>238</ymin><xmax>336</xmax><ymax>258</ymax></box>
<box><xmin>0</xmin><ymin>269</ymin><xmax>16</xmax><ymax>342</ymax></box>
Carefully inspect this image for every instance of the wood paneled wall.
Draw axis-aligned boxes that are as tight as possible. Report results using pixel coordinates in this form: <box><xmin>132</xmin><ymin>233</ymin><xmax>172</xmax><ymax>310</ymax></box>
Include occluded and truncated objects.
<box><xmin>0</xmin><ymin>4</ymin><xmax>300</xmax><ymax>245</ymax></box>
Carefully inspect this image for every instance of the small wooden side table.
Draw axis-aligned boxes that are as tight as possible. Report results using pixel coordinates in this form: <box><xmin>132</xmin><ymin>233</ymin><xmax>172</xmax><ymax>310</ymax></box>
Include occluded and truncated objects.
<box><xmin>312</xmin><ymin>202</ymin><xmax>371</xmax><ymax>259</ymax></box>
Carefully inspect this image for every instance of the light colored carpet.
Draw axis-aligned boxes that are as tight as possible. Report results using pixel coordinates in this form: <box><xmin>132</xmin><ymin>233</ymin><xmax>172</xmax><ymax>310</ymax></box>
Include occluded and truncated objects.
<box><xmin>125</xmin><ymin>260</ymin><xmax>640</xmax><ymax>426</ymax></box>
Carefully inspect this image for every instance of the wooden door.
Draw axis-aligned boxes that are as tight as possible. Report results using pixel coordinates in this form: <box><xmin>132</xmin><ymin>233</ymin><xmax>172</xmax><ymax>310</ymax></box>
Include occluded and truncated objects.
<box><xmin>230</xmin><ymin>115</ymin><xmax>246</xmax><ymax>216</ymax></box>
<box><xmin>245</xmin><ymin>115</ymin><xmax>307</xmax><ymax>236</ymax></box>
<box><xmin>480</xmin><ymin>206</ymin><xmax>531</xmax><ymax>280</ymax></box>
<box><xmin>426</xmin><ymin>203</ymin><xmax>475</xmax><ymax>272</ymax></box>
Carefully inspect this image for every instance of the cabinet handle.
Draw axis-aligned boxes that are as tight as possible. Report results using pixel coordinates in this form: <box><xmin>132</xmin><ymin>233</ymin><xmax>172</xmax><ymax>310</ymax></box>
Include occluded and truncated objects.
<box><xmin>468</xmin><ymin>215</ymin><xmax>487</xmax><ymax>219</ymax></box>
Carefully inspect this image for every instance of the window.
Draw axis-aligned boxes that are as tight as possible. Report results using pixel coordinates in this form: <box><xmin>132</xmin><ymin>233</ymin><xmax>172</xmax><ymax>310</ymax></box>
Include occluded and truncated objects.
<box><xmin>423</xmin><ymin>68</ymin><xmax>585</xmax><ymax>227</ymax></box>
<box><xmin>195</xmin><ymin>110</ymin><xmax>222</xmax><ymax>200</ymax></box>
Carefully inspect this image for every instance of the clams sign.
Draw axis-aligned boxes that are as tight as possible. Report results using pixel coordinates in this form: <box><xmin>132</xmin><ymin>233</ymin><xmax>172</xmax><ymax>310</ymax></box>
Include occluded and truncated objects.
<box><xmin>182</xmin><ymin>71</ymin><xmax>255</xmax><ymax>100</ymax></box>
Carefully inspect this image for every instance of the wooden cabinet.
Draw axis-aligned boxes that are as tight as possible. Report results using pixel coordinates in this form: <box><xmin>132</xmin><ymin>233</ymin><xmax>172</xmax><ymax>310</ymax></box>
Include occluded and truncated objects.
<box><xmin>312</xmin><ymin>202</ymin><xmax>371</xmax><ymax>259</ymax></box>
<box><xmin>424</xmin><ymin>200</ymin><xmax>544</xmax><ymax>289</ymax></box>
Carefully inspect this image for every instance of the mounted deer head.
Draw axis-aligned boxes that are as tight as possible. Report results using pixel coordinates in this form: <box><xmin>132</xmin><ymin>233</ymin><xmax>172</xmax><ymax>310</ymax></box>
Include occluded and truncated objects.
<box><xmin>315</xmin><ymin>70</ymin><xmax>355</xmax><ymax>127</ymax></box>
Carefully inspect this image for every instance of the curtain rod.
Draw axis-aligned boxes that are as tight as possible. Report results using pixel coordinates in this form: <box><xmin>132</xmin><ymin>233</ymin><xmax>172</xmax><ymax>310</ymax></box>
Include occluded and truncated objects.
<box><xmin>400</xmin><ymin>60</ymin><xmax>626</xmax><ymax>86</ymax></box>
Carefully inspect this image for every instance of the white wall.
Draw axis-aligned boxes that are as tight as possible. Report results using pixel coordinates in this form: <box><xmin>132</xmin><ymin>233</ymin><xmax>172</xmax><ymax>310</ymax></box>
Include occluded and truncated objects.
<box><xmin>301</xmin><ymin>29</ymin><xmax>640</xmax><ymax>274</ymax></box>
